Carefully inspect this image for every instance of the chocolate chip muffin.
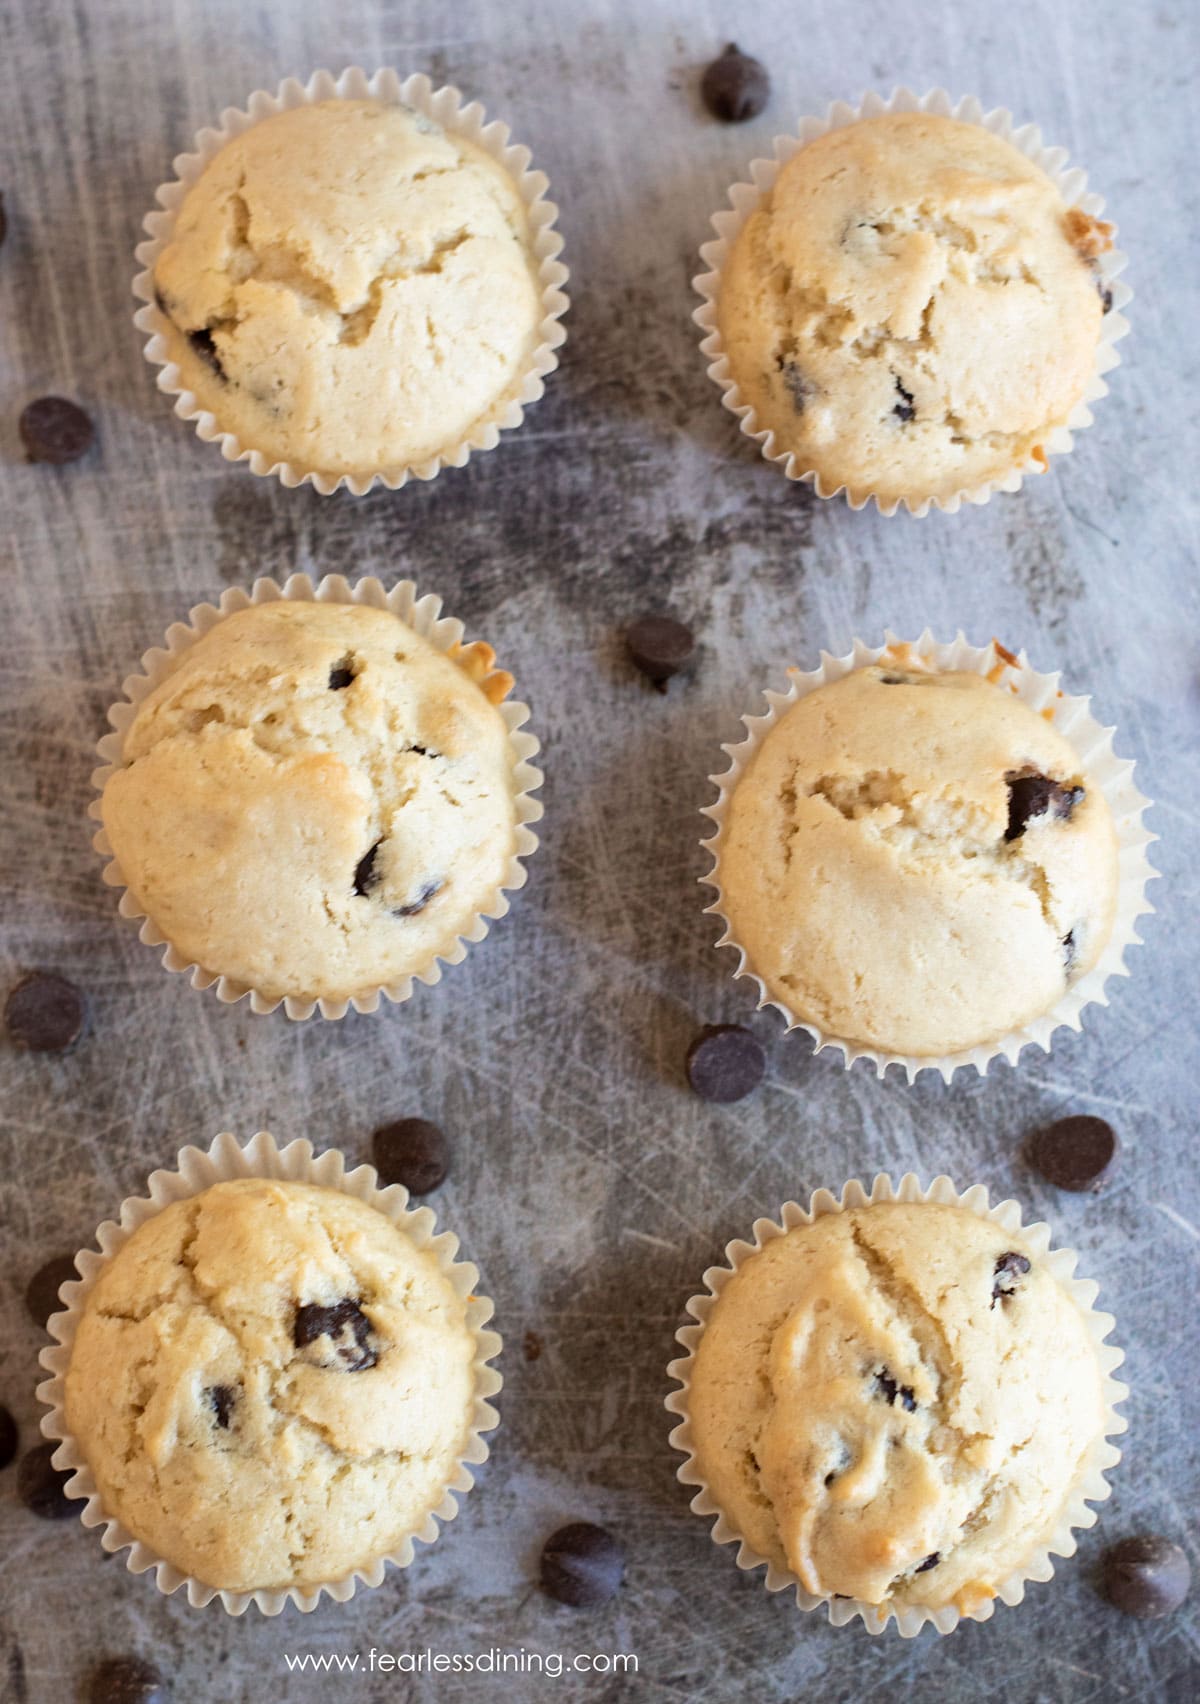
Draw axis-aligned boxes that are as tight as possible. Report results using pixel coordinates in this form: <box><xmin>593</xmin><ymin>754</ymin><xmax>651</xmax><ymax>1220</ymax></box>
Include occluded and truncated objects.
<box><xmin>717</xmin><ymin>662</ymin><xmax>1118</xmax><ymax>1057</ymax></box>
<box><xmin>64</xmin><ymin>1179</ymin><xmax>479</xmax><ymax>1593</ymax></box>
<box><xmin>687</xmin><ymin>1201</ymin><xmax>1110</xmax><ymax>1615</ymax></box>
<box><xmin>718</xmin><ymin>111</ymin><xmax>1113</xmax><ymax>506</ymax></box>
<box><xmin>100</xmin><ymin>601</ymin><xmax>519</xmax><ymax>1006</ymax></box>
<box><xmin>152</xmin><ymin>99</ymin><xmax>543</xmax><ymax>479</ymax></box>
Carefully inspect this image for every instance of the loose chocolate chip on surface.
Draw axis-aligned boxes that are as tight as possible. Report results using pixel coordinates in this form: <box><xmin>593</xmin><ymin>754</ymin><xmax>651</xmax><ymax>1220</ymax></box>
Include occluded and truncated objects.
<box><xmin>372</xmin><ymin>1117</ymin><xmax>449</xmax><ymax>1195</ymax></box>
<box><xmin>89</xmin><ymin>1655</ymin><xmax>169</xmax><ymax>1704</ymax></box>
<box><xmin>24</xmin><ymin>1254</ymin><xmax>79</xmax><ymax>1328</ymax></box>
<box><xmin>17</xmin><ymin>1441</ymin><xmax>75</xmax><ymax>1518</ymax></box>
<box><xmin>540</xmin><ymin>1522</ymin><xmax>625</xmax><ymax>1608</ymax></box>
<box><xmin>523</xmin><ymin>1330</ymin><xmax>544</xmax><ymax>1362</ymax></box>
<box><xmin>394</xmin><ymin>879</ymin><xmax>442</xmax><ymax>918</ymax></box>
<box><xmin>686</xmin><ymin>1024</ymin><xmax>766</xmax><ymax>1103</ymax></box>
<box><xmin>0</xmin><ymin>1406</ymin><xmax>16</xmax><ymax>1469</ymax></box>
<box><xmin>991</xmin><ymin>1251</ymin><xmax>1031</xmax><ymax>1307</ymax></box>
<box><xmin>874</xmin><ymin>1369</ymin><xmax>917</xmax><ymax>1411</ymax></box>
<box><xmin>1103</xmin><ymin>1535</ymin><xmax>1191</xmax><ymax>1619</ymax></box>
<box><xmin>624</xmin><ymin>615</ymin><xmax>694</xmax><ymax>689</ymax></box>
<box><xmin>1027</xmin><ymin>1114</ymin><xmax>1118</xmax><ymax>1192</ymax></box>
<box><xmin>328</xmin><ymin>661</ymin><xmax>355</xmax><ymax>690</ymax></box>
<box><xmin>893</xmin><ymin>378</ymin><xmax>916</xmax><ymax>422</ymax></box>
<box><xmin>5</xmin><ymin>970</ymin><xmax>87</xmax><ymax>1051</ymax></box>
<box><xmin>19</xmin><ymin>396</ymin><xmax>95</xmax><ymax>465</ymax></box>
<box><xmin>207</xmin><ymin>1385</ymin><xmax>236</xmax><ymax>1429</ymax></box>
<box><xmin>187</xmin><ymin>326</ymin><xmax>225</xmax><ymax>379</ymax></box>
<box><xmin>1004</xmin><ymin>772</ymin><xmax>1085</xmax><ymax>841</ymax></box>
<box><xmin>700</xmin><ymin>43</ymin><xmax>770</xmax><ymax>123</ymax></box>
<box><xmin>293</xmin><ymin>1298</ymin><xmax>378</xmax><ymax>1371</ymax></box>
<box><xmin>915</xmin><ymin>1552</ymin><xmax>940</xmax><ymax>1572</ymax></box>
<box><xmin>353</xmin><ymin>841</ymin><xmax>382</xmax><ymax>896</ymax></box>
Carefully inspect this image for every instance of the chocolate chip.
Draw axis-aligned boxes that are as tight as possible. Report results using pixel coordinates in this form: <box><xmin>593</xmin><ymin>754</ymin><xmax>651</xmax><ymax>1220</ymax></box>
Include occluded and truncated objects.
<box><xmin>874</xmin><ymin>1369</ymin><xmax>916</xmax><ymax>1411</ymax></box>
<box><xmin>523</xmin><ymin>1330</ymin><xmax>544</xmax><ymax>1362</ymax></box>
<box><xmin>207</xmin><ymin>1385</ymin><xmax>236</xmax><ymax>1429</ymax></box>
<box><xmin>1103</xmin><ymin>1536</ymin><xmax>1191</xmax><ymax>1619</ymax></box>
<box><xmin>1098</xmin><ymin>281</ymin><xmax>1114</xmax><ymax>314</ymax></box>
<box><xmin>5</xmin><ymin>971</ymin><xmax>87</xmax><ymax>1052</ymax></box>
<box><xmin>328</xmin><ymin>661</ymin><xmax>355</xmax><ymax>690</ymax></box>
<box><xmin>24</xmin><ymin>1254</ymin><xmax>79</xmax><ymax>1328</ymax></box>
<box><xmin>353</xmin><ymin>841</ymin><xmax>382</xmax><ymax>897</ymax></box>
<box><xmin>915</xmin><ymin>1552</ymin><xmax>940</xmax><ymax>1572</ymax></box>
<box><xmin>540</xmin><ymin>1522</ymin><xmax>625</xmax><ymax>1608</ymax></box>
<box><xmin>1004</xmin><ymin>771</ymin><xmax>1085</xmax><ymax>841</ymax></box>
<box><xmin>187</xmin><ymin>327</ymin><xmax>225</xmax><ymax>380</ymax></box>
<box><xmin>624</xmin><ymin>615</ymin><xmax>694</xmax><ymax>689</ymax></box>
<box><xmin>700</xmin><ymin>43</ymin><xmax>770</xmax><ymax>123</ymax></box>
<box><xmin>19</xmin><ymin>397</ymin><xmax>94</xmax><ymax>465</ymax></box>
<box><xmin>1062</xmin><ymin>928</ymin><xmax>1077</xmax><ymax>971</ymax></box>
<box><xmin>17</xmin><ymin>1441</ymin><xmax>75</xmax><ymax>1518</ymax></box>
<box><xmin>394</xmin><ymin>880</ymin><xmax>442</xmax><ymax>918</ymax></box>
<box><xmin>372</xmin><ymin>1117</ymin><xmax>449</xmax><ymax>1195</ymax></box>
<box><xmin>1027</xmin><ymin>1114</ymin><xmax>1118</xmax><ymax>1192</ymax></box>
<box><xmin>893</xmin><ymin>378</ymin><xmax>916</xmax><ymax>422</ymax></box>
<box><xmin>0</xmin><ymin>1407</ymin><xmax>17</xmax><ymax>1470</ymax></box>
<box><xmin>991</xmin><ymin>1251</ymin><xmax>1031</xmax><ymax>1307</ymax></box>
<box><xmin>88</xmin><ymin>1655</ymin><xmax>169</xmax><ymax>1704</ymax></box>
<box><xmin>778</xmin><ymin>358</ymin><xmax>812</xmax><ymax>413</ymax></box>
<box><xmin>293</xmin><ymin>1298</ymin><xmax>378</xmax><ymax>1371</ymax></box>
<box><xmin>685</xmin><ymin>1024</ymin><xmax>766</xmax><ymax>1103</ymax></box>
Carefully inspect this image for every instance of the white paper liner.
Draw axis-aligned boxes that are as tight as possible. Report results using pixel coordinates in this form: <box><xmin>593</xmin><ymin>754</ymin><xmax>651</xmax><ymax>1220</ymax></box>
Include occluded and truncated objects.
<box><xmin>89</xmin><ymin>571</ymin><xmax>543</xmax><ymax>1020</ymax></box>
<box><xmin>35</xmin><ymin>1129</ymin><xmax>502</xmax><ymax>1616</ymax></box>
<box><xmin>700</xmin><ymin>631</ymin><xmax>1156</xmax><ymax>1082</ymax></box>
<box><xmin>693</xmin><ymin>88</ymin><xmax>1131</xmax><ymax>516</ymax></box>
<box><xmin>665</xmin><ymin>1172</ymin><xmax>1127</xmax><ymax>1637</ymax></box>
<box><xmin>132</xmin><ymin>66</ymin><xmax>570</xmax><ymax>496</ymax></box>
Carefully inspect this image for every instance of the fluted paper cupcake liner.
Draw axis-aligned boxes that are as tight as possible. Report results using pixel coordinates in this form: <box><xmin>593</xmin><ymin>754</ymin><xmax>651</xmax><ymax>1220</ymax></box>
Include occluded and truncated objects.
<box><xmin>133</xmin><ymin>66</ymin><xmax>569</xmax><ymax>496</ymax></box>
<box><xmin>700</xmin><ymin>631</ymin><xmax>1156</xmax><ymax>1082</ymax></box>
<box><xmin>693</xmin><ymin>87</ymin><xmax>1130</xmax><ymax>516</ymax></box>
<box><xmin>665</xmin><ymin>1172</ymin><xmax>1127</xmax><ymax>1637</ymax></box>
<box><xmin>35</xmin><ymin>1129</ymin><xmax>503</xmax><ymax>1616</ymax></box>
<box><xmin>90</xmin><ymin>571</ymin><xmax>543</xmax><ymax>1019</ymax></box>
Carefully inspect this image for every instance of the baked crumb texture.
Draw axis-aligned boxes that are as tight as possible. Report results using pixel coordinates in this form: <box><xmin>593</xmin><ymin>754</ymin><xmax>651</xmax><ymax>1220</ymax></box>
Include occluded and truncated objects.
<box><xmin>64</xmin><ymin>1179</ymin><xmax>477</xmax><ymax>1594</ymax></box>
<box><xmin>689</xmin><ymin>1203</ymin><xmax>1107</xmax><ymax>1613</ymax></box>
<box><xmin>718</xmin><ymin>112</ymin><xmax>1110</xmax><ymax>505</ymax></box>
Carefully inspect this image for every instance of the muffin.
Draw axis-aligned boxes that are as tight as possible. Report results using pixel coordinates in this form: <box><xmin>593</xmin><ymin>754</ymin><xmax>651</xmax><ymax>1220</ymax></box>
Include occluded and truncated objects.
<box><xmin>717</xmin><ymin>662</ymin><xmax>1119</xmax><ymax>1056</ymax></box>
<box><xmin>64</xmin><ymin>1178</ymin><xmax>479</xmax><ymax>1594</ymax></box>
<box><xmin>686</xmin><ymin>1200</ymin><xmax>1111</xmax><ymax>1617</ymax></box>
<box><xmin>717</xmin><ymin>111</ymin><xmax>1113</xmax><ymax>506</ymax></box>
<box><xmin>100</xmin><ymin>600</ymin><xmax>519</xmax><ymax>1006</ymax></box>
<box><xmin>151</xmin><ymin>98</ymin><xmax>543</xmax><ymax>480</ymax></box>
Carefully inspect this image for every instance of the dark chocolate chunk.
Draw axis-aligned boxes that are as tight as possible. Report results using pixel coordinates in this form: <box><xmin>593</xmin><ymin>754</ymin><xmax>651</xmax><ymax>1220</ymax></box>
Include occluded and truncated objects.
<box><xmin>17</xmin><ymin>1441</ymin><xmax>75</xmax><ymax>1518</ymax></box>
<box><xmin>1103</xmin><ymin>1535</ymin><xmax>1191</xmax><ymax>1619</ymax></box>
<box><xmin>394</xmin><ymin>880</ymin><xmax>442</xmax><ymax>918</ymax></box>
<box><xmin>19</xmin><ymin>397</ymin><xmax>95</xmax><ymax>465</ymax></box>
<box><xmin>1004</xmin><ymin>771</ymin><xmax>1085</xmax><ymax>841</ymax></box>
<box><xmin>293</xmin><ymin>1298</ymin><xmax>378</xmax><ymax>1371</ymax></box>
<box><xmin>779</xmin><ymin>358</ymin><xmax>812</xmax><ymax>412</ymax></box>
<box><xmin>540</xmin><ymin>1522</ymin><xmax>625</xmax><ymax>1608</ymax></box>
<box><xmin>1062</xmin><ymin>928</ymin><xmax>1077</xmax><ymax>971</ymax></box>
<box><xmin>207</xmin><ymin>1385</ymin><xmax>236</xmax><ymax>1429</ymax></box>
<box><xmin>88</xmin><ymin>1655</ymin><xmax>169</xmax><ymax>1704</ymax></box>
<box><xmin>701</xmin><ymin>43</ymin><xmax>770</xmax><ymax>123</ymax></box>
<box><xmin>624</xmin><ymin>615</ymin><xmax>694</xmax><ymax>689</ymax></box>
<box><xmin>0</xmin><ymin>1406</ymin><xmax>16</xmax><ymax>1470</ymax></box>
<box><xmin>874</xmin><ymin>1369</ymin><xmax>916</xmax><ymax>1411</ymax></box>
<box><xmin>5</xmin><ymin>971</ymin><xmax>87</xmax><ymax>1052</ymax></box>
<box><xmin>187</xmin><ymin>327</ymin><xmax>225</xmax><ymax>380</ymax></box>
<box><xmin>353</xmin><ymin>841</ymin><xmax>382</xmax><ymax>897</ymax></box>
<box><xmin>991</xmin><ymin>1251</ymin><xmax>1031</xmax><ymax>1307</ymax></box>
<box><xmin>893</xmin><ymin>378</ymin><xmax>916</xmax><ymax>422</ymax></box>
<box><xmin>24</xmin><ymin>1254</ymin><xmax>79</xmax><ymax>1328</ymax></box>
<box><xmin>328</xmin><ymin>661</ymin><xmax>355</xmax><ymax>690</ymax></box>
<box><xmin>1099</xmin><ymin>282</ymin><xmax>1114</xmax><ymax>314</ymax></box>
<box><xmin>372</xmin><ymin>1117</ymin><xmax>449</xmax><ymax>1195</ymax></box>
<box><xmin>915</xmin><ymin>1552</ymin><xmax>940</xmax><ymax>1572</ymax></box>
<box><xmin>685</xmin><ymin>1024</ymin><xmax>766</xmax><ymax>1103</ymax></box>
<box><xmin>1027</xmin><ymin>1114</ymin><xmax>1117</xmax><ymax>1193</ymax></box>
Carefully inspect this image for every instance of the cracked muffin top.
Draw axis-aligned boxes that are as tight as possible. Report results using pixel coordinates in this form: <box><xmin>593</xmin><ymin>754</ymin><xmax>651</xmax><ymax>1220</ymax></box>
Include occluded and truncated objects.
<box><xmin>151</xmin><ymin>99</ymin><xmax>543</xmax><ymax>478</ymax></box>
<box><xmin>717</xmin><ymin>112</ymin><xmax>1112</xmax><ymax>505</ymax></box>
<box><xmin>100</xmin><ymin>601</ymin><xmax>518</xmax><ymax>1005</ymax></box>
<box><xmin>688</xmin><ymin>1201</ymin><xmax>1108</xmax><ymax>1614</ymax></box>
<box><xmin>65</xmin><ymin>1178</ymin><xmax>478</xmax><ymax>1593</ymax></box>
<box><xmin>718</xmin><ymin>662</ymin><xmax>1118</xmax><ymax>1057</ymax></box>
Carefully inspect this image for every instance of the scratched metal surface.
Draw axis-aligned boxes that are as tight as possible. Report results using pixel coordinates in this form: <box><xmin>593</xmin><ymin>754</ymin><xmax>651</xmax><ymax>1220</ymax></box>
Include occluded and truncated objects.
<box><xmin>1</xmin><ymin>0</ymin><xmax>1198</xmax><ymax>1699</ymax></box>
